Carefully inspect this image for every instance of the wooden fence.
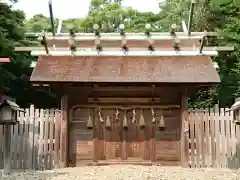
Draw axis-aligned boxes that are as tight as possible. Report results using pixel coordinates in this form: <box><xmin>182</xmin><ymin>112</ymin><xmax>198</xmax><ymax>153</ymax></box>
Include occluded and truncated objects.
<box><xmin>188</xmin><ymin>105</ymin><xmax>240</xmax><ymax>168</ymax></box>
<box><xmin>0</xmin><ymin>105</ymin><xmax>240</xmax><ymax>170</ymax></box>
<box><xmin>0</xmin><ymin>105</ymin><xmax>61</xmax><ymax>170</ymax></box>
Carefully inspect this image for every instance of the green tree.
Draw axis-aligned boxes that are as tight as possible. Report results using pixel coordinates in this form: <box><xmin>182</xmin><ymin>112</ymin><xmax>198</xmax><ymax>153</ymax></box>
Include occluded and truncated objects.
<box><xmin>0</xmin><ymin>2</ymin><xmax>57</xmax><ymax>108</ymax></box>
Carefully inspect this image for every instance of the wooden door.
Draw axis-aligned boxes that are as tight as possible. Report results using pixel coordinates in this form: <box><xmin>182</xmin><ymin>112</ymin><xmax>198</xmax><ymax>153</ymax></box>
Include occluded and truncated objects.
<box><xmin>103</xmin><ymin>109</ymin><xmax>122</xmax><ymax>159</ymax></box>
<box><xmin>127</xmin><ymin>109</ymin><xmax>142</xmax><ymax>159</ymax></box>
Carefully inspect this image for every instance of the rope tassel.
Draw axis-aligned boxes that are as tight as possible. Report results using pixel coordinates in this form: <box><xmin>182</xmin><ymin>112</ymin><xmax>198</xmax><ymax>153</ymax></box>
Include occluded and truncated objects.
<box><xmin>139</xmin><ymin>109</ymin><xmax>145</xmax><ymax>128</ymax></box>
<box><xmin>115</xmin><ymin>108</ymin><xmax>120</xmax><ymax>120</ymax></box>
<box><xmin>158</xmin><ymin>115</ymin><xmax>165</xmax><ymax>130</ymax></box>
<box><xmin>132</xmin><ymin>108</ymin><xmax>136</xmax><ymax>123</ymax></box>
<box><xmin>98</xmin><ymin>108</ymin><xmax>104</xmax><ymax>123</ymax></box>
<box><xmin>105</xmin><ymin>115</ymin><xmax>111</xmax><ymax>128</ymax></box>
<box><xmin>87</xmin><ymin>109</ymin><xmax>93</xmax><ymax>129</ymax></box>
<box><xmin>123</xmin><ymin>111</ymin><xmax>128</xmax><ymax>128</ymax></box>
<box><xmin>151</xmin><ymin>108</ymin><xmax>156</xmax><ymax>123</ymax></box>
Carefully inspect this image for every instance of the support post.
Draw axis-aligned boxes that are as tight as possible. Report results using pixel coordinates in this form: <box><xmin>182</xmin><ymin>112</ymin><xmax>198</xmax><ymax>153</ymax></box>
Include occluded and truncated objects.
<box><xmin>188</xmin><ymin>0</ymin><xmax>196</xmax><ymax>36</ymax></box>
<box><xmin>180</xmin><ymin>89</ymin><xmax>189</xmax><ymax>167</ymax></box>
<box><xmin>60</xmin><ymin>95</ymin><xmax>68</xmax><ymax>168</ymax></box>
<box><xmin>199</xmin><ymin>35</ymin><xmax>206</xmax><ymax>54</ymax></box>
<box><xmin>48</xmin><ymin>0</ymin><xmax>55</xmax><ymax>36</ymax></box>
<box><xmin>92</xmin><ymin>108</ymin><xmax>98</xmax><ymax>163</ymax></box>
<box><xmin>4</xmin><ymin>125</ymin><xmax>11</xmax><ymax>175</ymax></box>
<box><xmin>121</xmin><ymin>129</ymin><xmax>127</xmax><ymax>160</ymax></box>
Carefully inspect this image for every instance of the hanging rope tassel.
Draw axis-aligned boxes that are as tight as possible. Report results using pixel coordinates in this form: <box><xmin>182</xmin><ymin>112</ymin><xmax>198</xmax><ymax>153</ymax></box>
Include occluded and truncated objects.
<box><xmin>87</xmin><ymin>108</ymin><xmax>93</xmax><ymax>129</ymax></box>
<box><xmin>115</xmin><ymin>108</ymin><xmax>119</xmax><ymax>120</ymax></box>
<box><xmin>159</xmin><ymin>113</ymin><xmax>165</xmax><ymax>130</ymax></box>
<box><xmin>151</xmin><ymin>108</ymin><xmax>156</xmax><ymax>123</ymax></box>
<box><xmin>105</xmin><ymin>115</ymin><xmax>111</xmax><ymax>128</ymax></box>
<box><xmin>123</xmin><ymin>111</ymin><xmax>128</xmax><ymax>128</ymax></box>
<box><xmin>98</xmin><ymin>108</ymin><xmax>104</xmax><ymax>123</ymax></box>
<box><xmin>139</xmin><ymin>109</ymin><xmax>145</xmax><ymax>128</ymax></box>
<box><xmin>132</xmin><ymin>108</ymin><xmax>136</xmax><ymax>123</ymax></box>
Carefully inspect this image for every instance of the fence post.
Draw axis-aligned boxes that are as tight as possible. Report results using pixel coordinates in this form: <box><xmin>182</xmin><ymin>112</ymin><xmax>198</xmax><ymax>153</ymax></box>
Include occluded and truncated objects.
<box><xmin>3</xmin><ymin>125</ymin><xmax>11</xmax><ymax>175</ymax></box>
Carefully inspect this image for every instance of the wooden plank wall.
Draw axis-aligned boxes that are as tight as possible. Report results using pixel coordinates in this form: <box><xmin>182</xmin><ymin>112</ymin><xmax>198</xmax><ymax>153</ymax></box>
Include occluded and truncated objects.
<box><xmin>188</xmin><ymin>105</ymin><xmax>240</xmax><ymax>169</ymax></box>
<box><xmin>0</xmin><ymin>105</ymin><xmax>61</xmax><ymax>170</ymax></box>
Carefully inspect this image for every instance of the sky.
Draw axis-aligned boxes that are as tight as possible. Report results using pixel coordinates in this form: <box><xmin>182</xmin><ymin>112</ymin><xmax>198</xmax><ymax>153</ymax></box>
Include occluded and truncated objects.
<box><xmin>13</xmin><ymin>0</ymin><xmax>161</xmax><ymax>20</ymax></box>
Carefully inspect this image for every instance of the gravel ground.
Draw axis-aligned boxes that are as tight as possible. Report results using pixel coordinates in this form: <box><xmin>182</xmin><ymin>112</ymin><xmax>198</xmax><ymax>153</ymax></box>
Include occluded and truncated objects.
<box><xmin>0</xmin><ymin>166</ymin><xmax>240</xmax><ymax>180</ymax></box>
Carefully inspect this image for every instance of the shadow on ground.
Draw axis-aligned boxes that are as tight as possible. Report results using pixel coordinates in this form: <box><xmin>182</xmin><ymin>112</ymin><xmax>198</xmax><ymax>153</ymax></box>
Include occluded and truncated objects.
<box><xmin>0</xmin><ymin>170</ymin><xmax>69</xmax><ymax>180</ymax></box>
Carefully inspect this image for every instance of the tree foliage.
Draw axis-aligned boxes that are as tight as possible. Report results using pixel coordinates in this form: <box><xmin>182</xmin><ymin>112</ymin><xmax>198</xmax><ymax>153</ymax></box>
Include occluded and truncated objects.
<box><xmin>0</xmin><ymin>2</ymin><xmax>57</xmax><ymax>108</ymax></box>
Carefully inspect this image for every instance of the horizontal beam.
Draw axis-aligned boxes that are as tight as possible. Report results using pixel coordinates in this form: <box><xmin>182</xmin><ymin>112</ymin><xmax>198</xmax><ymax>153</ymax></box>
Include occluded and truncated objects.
<box><xmin>30</xmin><ymin>50</ymin><xmax>219</xmax><ymax>56</ymax></box>
<box><xmin>15</xmin><ymin>46</ymin><xmax>234</xmax><ymax>52</ymax></box>
<box><xmin>26</xmin><ymin>32</ymin><xmax>218</xmax><ymax>38</ymax></box>
<box><xmin>71</xmin><ymin>104</ymin><xmax>180</xmax><ymax>109</ymax></box>
<box><xmin>88</xmin><ymin>97</ymin><xmax>161</xmax><ymax>103</ymax></box>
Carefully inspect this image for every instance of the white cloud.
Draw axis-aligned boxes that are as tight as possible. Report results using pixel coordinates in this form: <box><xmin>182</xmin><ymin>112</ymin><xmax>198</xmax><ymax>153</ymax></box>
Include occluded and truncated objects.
<box><xmin>13</xmin><ymin>0</ymin><xmax>162</xmax><ymax>20</ymax></box>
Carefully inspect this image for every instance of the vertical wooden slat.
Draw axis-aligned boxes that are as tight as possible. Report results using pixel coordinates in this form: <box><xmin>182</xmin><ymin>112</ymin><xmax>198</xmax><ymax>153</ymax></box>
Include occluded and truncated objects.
<box><xmin>209</xmin><ymin>108</ymin><xmax>215</xmax><ymax>167</ymax></box>
<box><xmin>38</xmin><ymin>109</ymin><xmax>44</xmax><ymax>170</ymax></box>
<box><xmin>230</xmin><ymin>110</ymin><xmax>236</xmax><ymax>165</ymax></box>
<box><xmin>220</xmin><ymin>108</ymin><xmax>226</xmax><ymax>167</ymax></box>
<box><xmin>27</xmin><ymin>105</ymin><xmax>34</xmax><ymax>169</ymax></box>
<box><xmin>33</xmin><ymin>108</ymin><xmax>40</xmax><ymax>170</ymax></box>
<box><xmin>44</xmin><ymin>109</ymin><xmax>49</xmax><ymax>169</ymax></box>
<box><xmin>214</xmin><ymin>104</ymin><xmax>220</xmax><ymax>168</ymax></box>
<box><xmin>18</xmin><ymin>112</ymin><xmax>24</xmax><ymax>169</ymax></box>
<box><xmin>195</xmin><ymin>113</ymin><xmax>200</xmax><ymax>168</ymax></box>
<box><xmin>23</xmin><ymin>108</ymin><xmax>29</xmax><ymax>169</ymax></box>
<box><xmin>235</xmin><ymin>114</ymin><xmax>240</xmax><ymax>168</ymax></box>
<box><xmin>0</xmin><ymin>125</ymin><xmax>3</xmax><ymax>168</ymax></box>
<box><xmin>205</xmin><ymin>109</ymin><xmax>210</xmax><ymax>167</ymax></box>
<box><xmin>225</xmin><ymin>110</ymin><xmax>231</xmax><ymax>168</ymax></box>
<box><xmin>54</xmin><ymin>111</ymin><xmax>61</xmax><ymax>168</ymax></box>
<box><xmin>189</xmin><ymin>112</ymin><xmax>195</xmax><ymax>168</ymax></box>
<box><xmin>200</xmin><ymin>111</ymin><xmax>205</xmax><ymax>167</ymax></box>
<box><xmin>49</xmin><ymin>109</ymin><xmax>54</xmax><ymax>169</ymax></box>
<box><xmin>12</xmin><ymin>117</ymin><xmax>19</xmax><ymax>168</ymax></box>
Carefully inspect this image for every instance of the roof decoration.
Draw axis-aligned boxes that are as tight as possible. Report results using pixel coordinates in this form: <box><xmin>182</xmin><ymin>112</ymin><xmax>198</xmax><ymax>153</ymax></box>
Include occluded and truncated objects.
<box><xmin>14</xmin><ymin>0</ymin><xmax>233</xmax><ymax>57</ymax></box>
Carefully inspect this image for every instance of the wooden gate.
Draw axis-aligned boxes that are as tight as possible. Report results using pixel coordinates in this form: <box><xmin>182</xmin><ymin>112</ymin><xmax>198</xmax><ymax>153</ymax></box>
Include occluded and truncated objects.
<box><xmin>97</xmin><ymin>108</ymin><xmax>146</xmax><ymax>160</ymax></box>
<box><xmin>70</xmin><ymin>106</ymin><xmax>181</xmax><ymax>164</ymax></box>
<box><xmin>127</xmin><ymin>109</ymin><xmax>143</xmax><ymax>159</ymax></box>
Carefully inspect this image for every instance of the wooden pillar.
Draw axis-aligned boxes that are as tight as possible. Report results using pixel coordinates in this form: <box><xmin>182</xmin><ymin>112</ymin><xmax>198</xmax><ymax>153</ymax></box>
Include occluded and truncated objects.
<box><xmin>121</xmin><ymin>129</ymin><xmax>127</xmax><ymax>160</ymax></box>
<box><xmin>150</xmin><ymin>123</ymin><xmax>156</xmax><ymax>162</ymax></box>
<box><xmin>92</xmin><ymin>108</ymin><xmax>98</xmax><ymax>163</ymax></box>
<box><xmin>4</xmin><ymin>125</ymin><xmax>11</xmax><ymax>175</ymax></box>
<box><xmin>60</xmin><ymin>95</ymin><xmax>68</xmax><ymax>168</ymax></box>
<box><xmin>180</xmin><ymin>89</ymin><xmax>189</xmax><ymax>167</ymax></box>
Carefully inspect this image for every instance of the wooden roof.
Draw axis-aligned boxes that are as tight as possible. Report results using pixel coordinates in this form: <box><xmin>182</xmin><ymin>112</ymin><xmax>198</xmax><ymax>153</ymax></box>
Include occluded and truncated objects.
<box><xmin>30</xmin><ymin>56</ymin><xmax>220</xmax><ymax>84</ymax></box>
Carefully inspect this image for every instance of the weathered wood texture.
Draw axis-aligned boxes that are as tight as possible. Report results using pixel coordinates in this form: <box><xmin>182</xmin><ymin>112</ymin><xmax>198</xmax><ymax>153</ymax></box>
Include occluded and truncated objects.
<box><xmin>0</xmin><ymin>105</ymin><xmax>61</xmax><ymax>170</ymax></box>
<box><xmin>67</xmin><ymin>86</ymin><xmax>181</xmax><ymax>107</ymax></box>
<box><xmin>69</xmin><ymin>106</ymin><xmax>181</xmax><ymax>166</ymax></box>
<box><xmin>60</xmin><ymin>95</ymin><xmax>68</xmax><ymax>168</ymax></box>
<box><xmin>187</xmin><ymin>105</ymin><xmax>240</xmax><ymax>168</ymax></box>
